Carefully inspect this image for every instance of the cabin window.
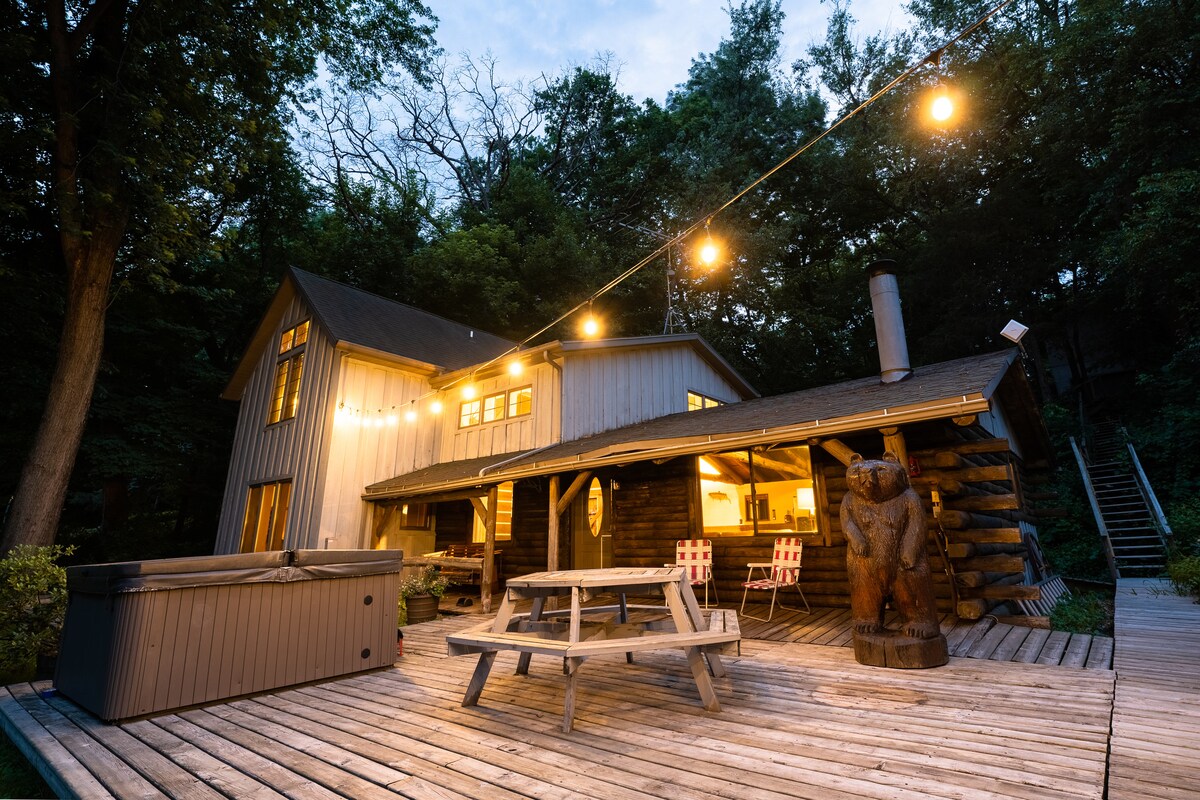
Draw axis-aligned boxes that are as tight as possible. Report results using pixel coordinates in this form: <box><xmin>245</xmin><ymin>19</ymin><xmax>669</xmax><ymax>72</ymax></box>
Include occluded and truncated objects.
<box><xmin>239</xmin><ymin>479</ymin><xmax>291</xmax><ymax>552</ymax></box>
<box><xmin>268</xmin><ymin>321</ymin><xmax>308</xmax><ymax>425</ymax></box>
<box><xmin>698</xmin><ymin>445</ymin><xmax>818</xmax><ymax>537</ymax></box>
<box><xmin>472</xmin><ymin>482</ymin><xmax>514</xmax><ymax>542</ymax></box>
<box><xmin>508</xmin><ymin>386</ymin><xmax>532</xmax><ymax>417</ymax></box>
<box><xmin>459</xmin><ymin>398</ymin><xmax>482</xmax><ymax>428</ymax></box>
<box><xmin>482</xmin><ymin>392</ymin><xmax>506</xmax><ymax>423</ymax></box>
<box><xmin>458</xmin><ymin>387</ymin><xmax>532</xmax><ymax>428</ymax></box>
<box><xmin>687</xmin><ymin>391</ymin><xmax>723</xmax><ymax>411</ymax></box>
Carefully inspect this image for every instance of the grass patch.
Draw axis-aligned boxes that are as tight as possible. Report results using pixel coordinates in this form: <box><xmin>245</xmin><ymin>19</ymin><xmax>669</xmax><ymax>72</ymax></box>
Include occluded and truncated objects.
<box><xmin>0</xmin><ymin>731</ymin><xmax>54</xmax><ymax>799</ymax></box>
<box><xmin>1050</xmin><ymin>589</ymin><xmax>1114</xmax><ymax>636</ymax></box>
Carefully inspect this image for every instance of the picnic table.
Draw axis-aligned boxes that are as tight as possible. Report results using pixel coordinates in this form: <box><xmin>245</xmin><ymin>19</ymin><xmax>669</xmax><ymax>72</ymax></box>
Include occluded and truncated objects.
<box><xmin>446</xmin><ymin>566</ymin><xmax>741</xmax><ymax>732</ymax></box>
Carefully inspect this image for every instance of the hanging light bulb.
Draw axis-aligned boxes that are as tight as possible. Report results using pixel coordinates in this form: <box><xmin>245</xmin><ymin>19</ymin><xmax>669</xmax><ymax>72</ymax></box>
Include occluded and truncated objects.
<box><xmin>927</xmin><ymin>50</ymin><xmax>956</xmax><ymax>124</ymax></box>
<box><xmin>404</xmin><ymin>403</ymin><xmax>417</xmax><ymax>423</ymax></box>
<box><xmin>462</xmin><ymin>382</ymin><xmax>477</xmax><ymax>400</ymax></box>
<box><xmin>698</xmin><ymin>220</ymin><xmax>719</xmax><ymax>267</ymax></box>
<box><xmin>430</xmin><ymin>399</ymin><xmax>443</xmax><ymax>415</ymax></box>
<box><xmin>931</xmin><ymin>89</ymin><xmax>954</xmax><ymax>122</ymax></box>
<box><xmin>508</xmin><ymin>359</ymin><xmax>523</xmax><ymax>377</ymax></box>
<box><xmin>581</xmin><ymin>300</ymin><xmax>601</xmax><ymax>338</ymax></box>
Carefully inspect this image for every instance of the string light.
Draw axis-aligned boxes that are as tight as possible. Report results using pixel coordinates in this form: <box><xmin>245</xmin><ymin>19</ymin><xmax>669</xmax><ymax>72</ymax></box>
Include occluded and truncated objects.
<box><xmin>581</xmin><ymin>301</ymin><xmax>601</xmax><ymax>338</ymax></box>
<box><xmin>332</xmin><ymin>0</ymin><xmax>1015</xmax><ymax>419</ymax></box>
<box><xmin>508</xmin><ymin>359</ymin><xmax>523</xmax><ymax>376</ymax></box>
<box><xmin>698</xmin><ymin>220</ymin><xmax>719</xmax><ymax>267</ymax></box>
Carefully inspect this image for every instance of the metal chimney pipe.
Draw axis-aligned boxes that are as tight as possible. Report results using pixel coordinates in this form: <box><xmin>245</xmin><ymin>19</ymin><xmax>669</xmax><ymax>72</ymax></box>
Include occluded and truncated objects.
<box><xmin>867</xmin><ymin>259</ymin><xmax>912</xmax><ymax>383</ymax></box>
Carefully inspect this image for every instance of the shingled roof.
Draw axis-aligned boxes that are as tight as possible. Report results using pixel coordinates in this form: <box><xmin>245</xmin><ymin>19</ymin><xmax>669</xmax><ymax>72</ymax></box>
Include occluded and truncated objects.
<box><xmin>365</xmin><ymin>348</ymin><xmax>1034</xmax><ymax>498</ymax></box>
<box><xmin>290</xmin><ymin>269</ymin><xmax>515</xmax><ymax>370</ymax></box>
<box><xmin>223</xmin><ymin>268</ymin><xmax>517</xmax><ymax>399</ymax></box>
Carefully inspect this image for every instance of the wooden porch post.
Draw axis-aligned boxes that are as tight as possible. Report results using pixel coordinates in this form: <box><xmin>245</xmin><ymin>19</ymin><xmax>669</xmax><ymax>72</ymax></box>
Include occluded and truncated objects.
<box><xmin>548</xmin><ymin>475</ymin><xmax>561</xmax><ymax>574</ymax></box>
<box><xmin>482</xmin><ymin>485</ymin><xmax>498</xmax><ymax>614</ymax></box>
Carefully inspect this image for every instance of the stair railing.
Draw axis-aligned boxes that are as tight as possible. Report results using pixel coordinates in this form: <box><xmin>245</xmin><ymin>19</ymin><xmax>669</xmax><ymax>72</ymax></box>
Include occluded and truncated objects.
<box><xmin>1126</xmin><ymin>440</ymin><xmax>1173</xmax><ymax>547</ymax></box>
<box><xmin>1070</xmin><ymin>436</ymin><xmax>1120</xmax><ymax>580</ymax></box>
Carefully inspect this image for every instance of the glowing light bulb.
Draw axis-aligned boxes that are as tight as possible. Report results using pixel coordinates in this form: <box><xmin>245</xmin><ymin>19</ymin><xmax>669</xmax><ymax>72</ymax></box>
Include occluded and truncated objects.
<box><xmin>699</xmin><ymin>239</ymin><xmax>719</xmax><ymax>266</ymax></box>
<box><xmin>508</xmin><ymin>360</ymin><xmax>523</xmax><ymax>376</ymax></box>
<box><xmin>430</xmin><ymin>400</ymin><xmax>443</xmax><ymax>414</ymax></box>
<box><xmin>582</xmin><ymin>315</ymin><xmax>600</xmax><ymax>337</ymax></box>
<box><xmin>462</xmin><ymin>384</ymin><xmax>476</xmax><ymax>400</ymax></box>
<box><xmin>404</xmin><ymin>408</ymin><xmax>417</xmax><ymax>423</ymax></box>
<box><xmin>931</xmin><ymin>94</ymin><xmax>954</xmax><ymax>122</ymax></box>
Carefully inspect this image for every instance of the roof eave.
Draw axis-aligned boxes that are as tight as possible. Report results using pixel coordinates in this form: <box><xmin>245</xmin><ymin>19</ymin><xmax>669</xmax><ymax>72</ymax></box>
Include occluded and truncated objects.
<box><xmin>362</xmin><ymin>391</ymin><xmax>991</xmax><ymax>500</ymax></box>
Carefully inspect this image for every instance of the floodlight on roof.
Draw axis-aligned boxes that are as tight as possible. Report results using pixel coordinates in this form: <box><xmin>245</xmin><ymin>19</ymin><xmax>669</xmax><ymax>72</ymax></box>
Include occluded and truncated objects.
<box><xmin>1000</xmin><ymin>319</ymin><xmax>1029</xmax><ymax>344</ymax></box>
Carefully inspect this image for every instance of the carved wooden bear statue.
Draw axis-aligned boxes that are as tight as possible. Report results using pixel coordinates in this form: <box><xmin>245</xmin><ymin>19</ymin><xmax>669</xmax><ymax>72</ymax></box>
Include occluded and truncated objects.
<box><xmin>839</xmin><ymin>452</ymin><xmax>941</xmax><ymax>640</ymax></box>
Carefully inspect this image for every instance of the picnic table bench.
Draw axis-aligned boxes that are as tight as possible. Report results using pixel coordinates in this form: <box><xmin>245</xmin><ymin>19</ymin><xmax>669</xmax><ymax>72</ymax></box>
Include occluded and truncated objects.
<box><xmin>446</xmin><ymin>566</ymin><xmax>741</xmax><ymax>732</ymax></box>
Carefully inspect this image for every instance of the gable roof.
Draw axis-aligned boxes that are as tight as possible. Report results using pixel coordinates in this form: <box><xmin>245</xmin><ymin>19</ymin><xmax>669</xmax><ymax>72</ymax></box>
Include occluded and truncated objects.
<box><xmin>223</xmin><ymin>268</ymin><xmax>517</xmax><ymax>399</ymax></box>
<box><xmin>365</xmin><ymin>348</ymin><xmax>1043</xmax><ymax>498</ymax></box>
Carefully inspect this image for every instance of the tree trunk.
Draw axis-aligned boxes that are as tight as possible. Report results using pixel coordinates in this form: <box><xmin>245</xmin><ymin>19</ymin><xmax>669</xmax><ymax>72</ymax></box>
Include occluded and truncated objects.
<box><xmin>2</xmin><ymin>235</ymin><xmax>121</xmax><ymax>552</ymax></box>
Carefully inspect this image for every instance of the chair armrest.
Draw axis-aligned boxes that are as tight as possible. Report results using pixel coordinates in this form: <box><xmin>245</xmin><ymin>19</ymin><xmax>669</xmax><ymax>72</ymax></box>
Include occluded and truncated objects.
<box><xmin>746</xmin><ymin>562</ymin><xmax>773</xmax><ymax>568</ymax></box>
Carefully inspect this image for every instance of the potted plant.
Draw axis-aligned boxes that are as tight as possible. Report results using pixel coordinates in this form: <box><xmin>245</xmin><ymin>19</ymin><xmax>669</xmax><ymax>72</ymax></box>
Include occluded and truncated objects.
<box><xmin>399</xmin><ymin>566</ymin><xmax>450</xmax><ymax>626</ymax></box>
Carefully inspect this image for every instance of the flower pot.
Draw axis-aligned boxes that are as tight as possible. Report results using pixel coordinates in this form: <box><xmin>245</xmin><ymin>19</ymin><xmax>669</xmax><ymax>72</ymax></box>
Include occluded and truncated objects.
<box><xmin>405</xmin><ymin>593</ymin><xmax>439</xmax><ymax>624</ymax></box>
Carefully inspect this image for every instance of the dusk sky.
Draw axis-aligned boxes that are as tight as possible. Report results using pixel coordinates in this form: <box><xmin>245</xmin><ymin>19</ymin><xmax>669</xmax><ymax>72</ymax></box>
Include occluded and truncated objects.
<box><xmin>428</xmin><ymin>0</ymin><xmax>916</xmax><ymax>104</ymax></box>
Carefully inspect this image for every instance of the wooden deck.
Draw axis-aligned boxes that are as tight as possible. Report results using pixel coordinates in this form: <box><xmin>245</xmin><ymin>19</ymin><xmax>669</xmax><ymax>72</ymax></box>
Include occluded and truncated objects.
<box><xmin>1107</xmin><ymin>578</ymin><xmax>1200</xmax><ymax>799</ymax></box>
<box><xmin>734</xmin><ymin>606</ymin><xmax>1114</xmax><ymax>670</ymax></box>
<box><xmin>8</xmin><ymin>584</ymin><xmax>1200</xmax><ymax>799</ymax></box>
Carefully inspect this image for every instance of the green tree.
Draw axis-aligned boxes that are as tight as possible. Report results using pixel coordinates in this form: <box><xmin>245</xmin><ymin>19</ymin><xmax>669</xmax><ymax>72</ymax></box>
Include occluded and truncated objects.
<box><xmin>1</xmin><ymin>0</ymin><xmax>435</xmax><ymax>552</ymax></box>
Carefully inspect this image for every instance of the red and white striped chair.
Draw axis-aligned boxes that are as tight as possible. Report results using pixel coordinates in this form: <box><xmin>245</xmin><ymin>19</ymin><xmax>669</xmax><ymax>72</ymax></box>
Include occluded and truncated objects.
<box><xmin>667</xmin><ymin>539</ymin><xmax>719</xmax><ymax>608</ymax></box>
<box><xmin>739</xmin><ymin>537</ymin><xmax>810</xmax><ymax>621</ymax></box>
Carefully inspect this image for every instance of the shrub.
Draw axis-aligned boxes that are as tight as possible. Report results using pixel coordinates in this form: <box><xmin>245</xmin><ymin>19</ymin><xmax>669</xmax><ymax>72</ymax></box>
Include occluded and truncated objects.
<box><xmin>1167</xmin><ymin>555</ymin><xmax>1200</xmax><ymax>599</ymax></box>
<box><xmin>1050</xmin><ymin>590</ymin><xmax>1113</xmax><ymax>636</ymax></box>
<box><xmin>0</xmin><ymin>545</ymin><xmax>73</xmax><ymax>679</ymax></box>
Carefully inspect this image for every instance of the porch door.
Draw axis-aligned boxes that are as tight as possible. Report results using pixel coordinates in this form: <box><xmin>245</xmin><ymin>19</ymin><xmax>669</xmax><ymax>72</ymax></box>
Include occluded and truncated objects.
<box><xmin>572</xmin><ymin>477</ymin><xmax>611</xmax><ymax>570</ymax></box>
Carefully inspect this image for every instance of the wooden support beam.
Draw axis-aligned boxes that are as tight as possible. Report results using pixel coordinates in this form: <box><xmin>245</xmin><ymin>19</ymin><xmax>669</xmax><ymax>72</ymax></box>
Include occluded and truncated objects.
<box><xmin>548</xmin><ymin>476</ymin><xmax>560</xmax><ymax>573</ymax></box>
<box><xmin>879</xmin><ymin>427</ymin><xmax>908</xmax><ymax>470</ymax></box>
<box><xmin>469</xmin><ymin>496</ymin><xmax>488</xmax><ymax>520</ymax></box>
<box><xmin>952</xmin><ymin>415</ymin><xmax>978</xmax><ymax>427</ymax></box>
<box><xmin>481</xmin><ymin>485</ymin><xmax>498</xmax><ymax>614</ymax></box>
<box><xmin>812</xmin><ymin>438</ymin><xmax>856</xmax><ymax>466</ymax></box>
<box><xmin>556</xmin><ymin>471</ymin><xmax>593</xmax><ymax>517</ymax></box>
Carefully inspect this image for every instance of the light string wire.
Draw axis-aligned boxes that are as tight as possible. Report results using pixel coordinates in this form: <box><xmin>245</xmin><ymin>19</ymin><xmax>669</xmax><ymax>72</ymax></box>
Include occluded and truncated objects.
<box><xmin>345</xmin><ymin>0</ymin><xmax>1015</xmax><ymax>418</ymax></box>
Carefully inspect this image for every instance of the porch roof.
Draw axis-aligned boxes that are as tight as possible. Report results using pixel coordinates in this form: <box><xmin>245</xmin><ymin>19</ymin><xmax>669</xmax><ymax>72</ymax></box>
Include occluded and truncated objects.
<box><xmin>365</xmin><ymin>348</ymin><xmax>1030</xmax><ymax>499</ymax></box>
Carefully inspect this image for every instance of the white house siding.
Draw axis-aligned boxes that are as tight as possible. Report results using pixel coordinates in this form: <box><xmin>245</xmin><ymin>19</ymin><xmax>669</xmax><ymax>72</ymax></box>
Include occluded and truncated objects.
<box><xmin>439</xmin><ymin>361</ymin><xmax>560</xmax><ymax>462</ymax></box>
<box><xmin>319</xmin><ymin>357</ymin><xmax>436</xmax><ymax>549</ymax></box>
<box><xmin>561</xmin><ymin>344</ymin><xmax>740</xmax><ymax>440</ymax></box>
<box><xmin>215</xmin><ymin>295</ymin><xmax>339</xmax><ymax>553</ymax></box>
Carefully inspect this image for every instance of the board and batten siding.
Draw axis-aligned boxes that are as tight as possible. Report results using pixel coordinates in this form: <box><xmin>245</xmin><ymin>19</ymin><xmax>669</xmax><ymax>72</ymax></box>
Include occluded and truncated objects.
<box><xmin>319</xmin><ymin>357</ymin><xmax>438</xmax><ymax>549</ymax></box>
<box><xmin>438</xmin><ymin>360</ymin><xmax>560</xmax><ymax>463</ymax></box>
<box><xmin>215</xmin><ymin>295</ymin><xmax>340</xmax><ymax>553</ymax></box>
<box><xmin>561</xmin><ymin>344</ymin><xmax>741</xmax><ymax>440</ymax></box>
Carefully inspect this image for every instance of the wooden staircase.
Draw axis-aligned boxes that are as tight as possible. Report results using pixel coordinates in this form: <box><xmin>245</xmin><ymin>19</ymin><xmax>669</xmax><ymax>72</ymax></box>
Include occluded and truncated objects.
<box><xmin>1072</xmin><ymin>422</ymin><xmax>1172</xmax><ymax>579</ymax></box>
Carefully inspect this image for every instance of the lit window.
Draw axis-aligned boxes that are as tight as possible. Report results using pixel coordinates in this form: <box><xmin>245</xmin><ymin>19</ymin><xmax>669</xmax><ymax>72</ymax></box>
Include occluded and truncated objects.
<box><xmin>269</xmin><ymin>321</ymin><xmax>308</xmax><ymax>425</ymax></box>
<box><xmin>508</xmin><ymin>386</ymin><xmax>532</xmax><ymax>417</ymax></box>
<box><xmin>459</xmin><ymin>399</ymin><xmax>481</xmax><ymax>428</ymax></box>
<box><xmin>699</xmin><ymin>446</ymin><xmax>817</xmax><ymax>538</ymax></box>
<box><xmin>687</xmin><ymin>391</ymin><xmax>723</xmax><ymax>411</ymax></box>
<box><xmin>482</xmin><ymin>392</ymin><xmax>506</xmax><ymax>423</ymax></box>
<box><xmin>240</xmin><ymin>480</ymin><xmax>291</xmax><ymax>552</ymax></box>
<box><xmin>474</xmin><ymin>482</ymin><xmax>514</xmax><ymax>542</ymax></box>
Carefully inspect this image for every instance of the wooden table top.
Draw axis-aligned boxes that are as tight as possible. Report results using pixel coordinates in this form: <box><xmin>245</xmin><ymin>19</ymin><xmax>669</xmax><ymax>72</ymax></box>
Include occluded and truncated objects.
<box><xmin>505</xmin><ymin>567</ymin><xmax>685</xmax><ymax>589</ymax></box>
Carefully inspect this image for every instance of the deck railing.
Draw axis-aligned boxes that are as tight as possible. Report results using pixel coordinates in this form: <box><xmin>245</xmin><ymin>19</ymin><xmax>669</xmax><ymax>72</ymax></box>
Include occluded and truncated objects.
<box><xmin>1071</xmin><ymin>435</ymin><xmax>1119</xmax><ymax>581</ymax></box>
<box><xmin>1127</xmin><ymin>439</ymin><xmax>1173</xmax><ymax>545</ymax></box>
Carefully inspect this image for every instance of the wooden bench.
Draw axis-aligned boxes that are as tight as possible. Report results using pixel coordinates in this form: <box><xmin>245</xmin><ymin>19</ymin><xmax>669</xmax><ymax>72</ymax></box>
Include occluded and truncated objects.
<box><xmin>408</xmin><ymin>544</ymin><xmax>503</xmax><ymax>592</ymax></box>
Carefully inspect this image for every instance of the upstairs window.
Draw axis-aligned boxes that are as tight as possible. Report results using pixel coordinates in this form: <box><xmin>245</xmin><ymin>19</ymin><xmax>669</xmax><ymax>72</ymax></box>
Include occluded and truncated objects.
<box><xmin>459</xmin><ymin>386</ymin><xmax>533</xmax><ymax>428</ymax></box>
<box><xmin>688</xmin><ymin>390</ymin><xmax>723</xmax><ymax>411</ymax></box>
<box><xmin>482</xmin><ymin>392</ymin><xmax>506</xmax><ymax>423</ymax></box>
<box><xmin>269</xmin><ymin>321</ymin><xmax>309</xmax><ymax>425</ymax></box>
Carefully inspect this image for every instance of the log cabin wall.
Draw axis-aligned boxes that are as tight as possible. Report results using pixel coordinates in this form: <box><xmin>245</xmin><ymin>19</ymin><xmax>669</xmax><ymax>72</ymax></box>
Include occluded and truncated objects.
<box><xmin>507</xmin><ymin>479</ymin><xmax>551</xmax><ymax>582</ymax></box>
<box><xmin>822</xmin><ymin>423</ymin><xmax>1033</xmax><ymax>620</ymax></box>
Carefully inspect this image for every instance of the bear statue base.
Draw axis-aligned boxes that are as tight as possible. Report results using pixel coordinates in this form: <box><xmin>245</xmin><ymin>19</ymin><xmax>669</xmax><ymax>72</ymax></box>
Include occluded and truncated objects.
<box><xmin>852</xmin><ymin>629</ymin><xmax>949</xmax><ymax>669</ymax></box>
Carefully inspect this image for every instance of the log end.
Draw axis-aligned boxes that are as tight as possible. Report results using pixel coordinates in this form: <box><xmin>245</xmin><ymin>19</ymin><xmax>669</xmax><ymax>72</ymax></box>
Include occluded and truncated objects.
<box><xmin>852</xmin><ymin>630</ymin><xmax>949</xmax><ymax>669</ymax></box>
